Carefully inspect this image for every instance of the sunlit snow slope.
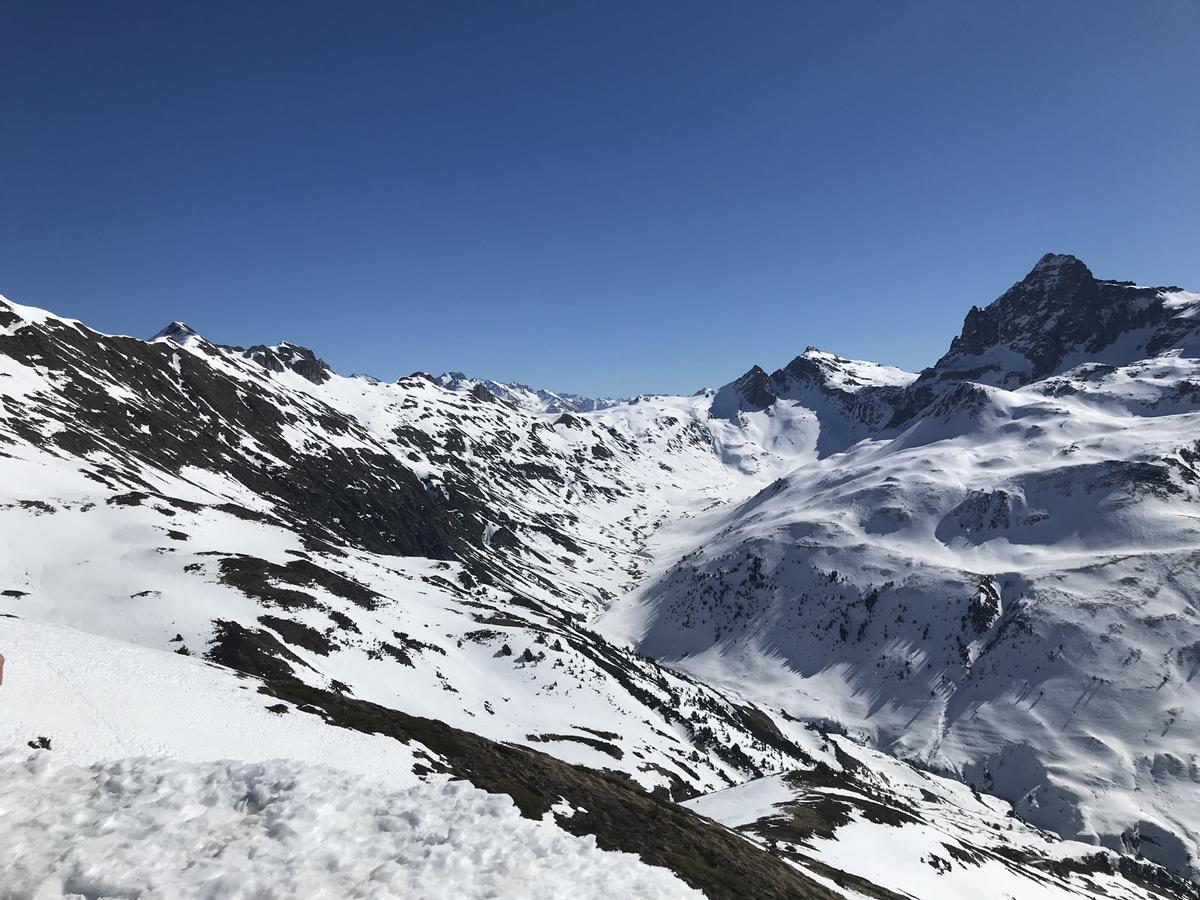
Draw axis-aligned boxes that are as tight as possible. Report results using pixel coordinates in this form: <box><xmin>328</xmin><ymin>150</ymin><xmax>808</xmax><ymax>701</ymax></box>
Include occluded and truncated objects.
<box><xmin>5</xmin><ymin>615</ymin><xmax>1185</xmax><ymax>900</ymax></box>
<box><xmin>0</xmin><ymin>616</ymin><xmax>705</xmax><ymax>900</ymax></box>
<box><xmin>609</xmin><ymin>254</ymin><xmax>1200</xmax><ymax>879</ymax></box>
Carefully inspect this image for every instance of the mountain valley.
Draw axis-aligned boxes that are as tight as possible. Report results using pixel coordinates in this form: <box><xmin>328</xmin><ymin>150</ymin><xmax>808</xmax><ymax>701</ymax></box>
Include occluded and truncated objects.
<box><xmin>3</xmin><ymin>253</ymin><xmax>1199</xmax><ymax>898</ymax></box>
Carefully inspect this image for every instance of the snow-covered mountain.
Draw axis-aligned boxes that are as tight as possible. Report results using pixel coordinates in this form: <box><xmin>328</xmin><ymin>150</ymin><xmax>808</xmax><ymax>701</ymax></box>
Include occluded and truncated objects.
<box><xmin>608</xmin><ymin>254</ymin><xmax>1200</xmax><ymax>880</ymax></box>
<box><xmin>434</xmin><ymin>370</ymin><xmax>625</xmax><ymax>414</ymax></box>
<box><xmin>2</xmin><ymin>252</ymin><xmax>1199</xmax><ymax>898</ymax></box>
<box><xmin>923</xmin><ymin>253</ymin><xmax>1200</xmax><ymax>389</ymax></box>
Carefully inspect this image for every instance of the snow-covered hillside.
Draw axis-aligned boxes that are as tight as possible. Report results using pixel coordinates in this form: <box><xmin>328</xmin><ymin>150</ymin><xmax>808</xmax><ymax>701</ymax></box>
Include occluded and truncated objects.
<box><xmin>2</xmin><ymin>252</ymin><xmax>1199</xmax><ymax>897</ymax></box>
<box><xmin>0</xmin><ymin>616</ymin><xmax>745</xmax><ymax>899</ymax></box>
<box><xmin>6</xmin><ymin>614</ymin><xmax>1187</xmax><ymax>899</ymax></box>
<box><xmin>607</xmin><ymin>254</ymin><xmax>1200</xmax><ymax>879</ymax></box>
<box><xmin>0</xmin><ymin>299</ymin><xmax>817</xmax><ymax>798</ymax></box>
<box><xmin>686</xmin><ymin>735</ymin><xmax>1194</xmax><ymax>900</ymax></box>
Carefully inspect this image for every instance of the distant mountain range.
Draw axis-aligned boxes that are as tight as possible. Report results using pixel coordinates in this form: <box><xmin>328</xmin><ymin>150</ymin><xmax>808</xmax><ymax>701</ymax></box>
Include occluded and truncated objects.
<box><xmin>433</xmin><ymin>370</ymin><xmax>626</xmax><ymax>414</ymax></box>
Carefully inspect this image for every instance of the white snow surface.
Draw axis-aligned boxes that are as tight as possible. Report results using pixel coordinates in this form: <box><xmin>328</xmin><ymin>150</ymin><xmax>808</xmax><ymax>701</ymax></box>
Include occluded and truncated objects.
<box><xmin>0</xmin><ymin>753</ymin><xmax>699</xmax><ymax>900</ymax></box>
<box><xmin>607</xmin><ymin>352</ymin><xmax>1200</xmax><ymax>878</ymax></box>
<box><xmin>0</xmin><ymin>616</ymin><xmax>425</xmax><ymax>777</ymax></box>
<box><xmin>0</xmin><ymin>616</ymin><xmax>703</xmax><ymax>900</ymax></box>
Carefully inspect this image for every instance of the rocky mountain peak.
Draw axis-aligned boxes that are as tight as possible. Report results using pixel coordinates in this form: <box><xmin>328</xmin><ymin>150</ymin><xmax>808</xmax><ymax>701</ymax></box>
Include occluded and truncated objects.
<box><xmin>924</xmin><ymin>252</ymin><xmax>1180</xmax><ymax>387</ymax></box>
<box><xmin>734</xmin><ymin>365</ymin><xmax>777</xmax><ymax>406</ymax></box>
<box><xmin>707</xmin><ymin>365</ymin><xmax>777</xmax><ymax>419</ymax></box>
<box><xmin>240</xmin><ymin>342</ymin><xmax>332</xmax><ymax>384</ymax></box>
<box><xmin>1007</xmin><ymin>252</ymin><xmax>1099</xmax><ymax>314</ymax></box>
<box><xmin>152</xmin><ymin>321</ymin><xmax>200</xmax><ymax>344</ymax></box>
<box><xmin>469</xmin><ymin>382</ymin><xmax>503</xmax><ymax>405</ymax></box>
<box><xmin>1028</xmin><ymin>251</ymin><xmax>1091</xmax><ymax>278</ymax></box>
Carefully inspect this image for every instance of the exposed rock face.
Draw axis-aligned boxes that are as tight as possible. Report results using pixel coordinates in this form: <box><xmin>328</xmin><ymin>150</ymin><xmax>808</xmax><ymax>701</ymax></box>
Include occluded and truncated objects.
<box><xmin>710</xmin><ymin>365</ymin><xmax>779</xmax><ymax>418</ymax></box>
<box><xmin>152</xmin><ymin>321</ymin><xmax>199</xmax><ymax>344</ymax></box>
<box><xmin>5</xmin><ymin>311</ymin><xmax>468</xmax><ymax>559</ymax></box>
<box><xmin>919</xmin><ymin>253</ymin><xmax>1195</xmax><ymax>388</ymax></box>
<box><xmin>241</xmin><ymin>342</ymin><xmax>333</xmax><ymax>384</ymax></box>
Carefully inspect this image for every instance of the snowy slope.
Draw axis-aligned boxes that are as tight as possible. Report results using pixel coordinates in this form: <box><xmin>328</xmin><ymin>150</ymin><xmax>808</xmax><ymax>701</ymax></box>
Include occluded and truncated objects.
<box><xmin>0</xmin><ymin>615</ymin><xmax>425</xmax><ymax>776</ymax></box>
<box><xmin>0</xmin><ymin>293</ymin><xmax>861</xmax><ymax>815</ymax></box>
<box><xmin>0</xmin><ymin>616</ymin><xmax>722</xmax><ymax>900</ymax></box>
<box><xmin>607</xmin><ymin>255</ymin><xmax>1200</xmax><ymax>879</ymax></box>
<box><xmin>708</xmin><ymin>347</ymin><xmax>916</xmax><ymax>457</ymax></box>
<box><xmin>686</xmin><ymin>734</ymin><xmax>1196</xmax><ymax>900</ymax></box>
<box><xmin>6</xmin><ymin>614</ymin><xmax>1183</xmax><ymax>900</ymax></box>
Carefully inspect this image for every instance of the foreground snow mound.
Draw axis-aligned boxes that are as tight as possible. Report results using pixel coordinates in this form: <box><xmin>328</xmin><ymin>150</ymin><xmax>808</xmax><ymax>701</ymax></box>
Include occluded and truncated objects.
<box><xmin>0</xmin><ymin>752</ymin><xmax>701</xmax><ymax>900</ymax></box>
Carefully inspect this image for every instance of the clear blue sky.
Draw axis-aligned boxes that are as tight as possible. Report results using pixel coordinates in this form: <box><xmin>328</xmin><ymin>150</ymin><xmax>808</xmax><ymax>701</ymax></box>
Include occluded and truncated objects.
<box><xmin>2</xmin><ymin>1</ymin><xmax>1197</xmax><ymax>396</ymax></box>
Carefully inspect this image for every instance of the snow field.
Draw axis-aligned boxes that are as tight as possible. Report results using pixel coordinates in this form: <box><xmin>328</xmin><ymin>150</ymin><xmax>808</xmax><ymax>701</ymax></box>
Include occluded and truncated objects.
<box><xmin>0</xmin><ymin>752</ymin><xmax>702</xmax><ymax>900</ymax></box>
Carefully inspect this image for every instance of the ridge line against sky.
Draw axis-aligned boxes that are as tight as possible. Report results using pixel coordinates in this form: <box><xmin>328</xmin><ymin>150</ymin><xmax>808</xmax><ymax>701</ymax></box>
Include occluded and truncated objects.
<box><xmin>1</xmin><ymin>0</ymin><xmax>1197</xmax><ymax>397</ymax></box>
